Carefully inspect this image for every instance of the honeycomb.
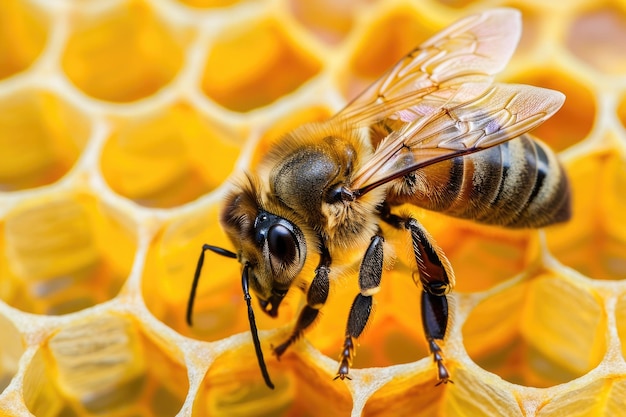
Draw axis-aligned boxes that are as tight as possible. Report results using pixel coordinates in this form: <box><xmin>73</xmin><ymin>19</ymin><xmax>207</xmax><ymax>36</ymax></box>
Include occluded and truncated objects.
<box><xmin>0</xmin><ymin>0</ymin><xmax>625</xmax><ymax>416</ymax></box>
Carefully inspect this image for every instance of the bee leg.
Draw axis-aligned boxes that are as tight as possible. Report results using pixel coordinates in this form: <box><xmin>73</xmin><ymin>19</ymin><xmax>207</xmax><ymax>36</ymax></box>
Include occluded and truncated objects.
<box><xmin>273</xmin><ymin>247</ymin><xmax>331</xmax><ymax>359</ymax></box>
<box><xmin>381</xmin><ymin>209</ymin><xmax>453</xmax><ymax>384</ymax></box>
<box><xmin>422</xmin><ymin>290</ymin><xmax>451</xmax><ymax>384</ymax></box>
<box><xmin>405</xmin><ymin>217</ymin><xmax>453</xmax><ymax>384</ymax></box>
<box><xmin>335</xmin><ymin>235</ymin><xmax>384</xmax><ymax>381</ymax></box>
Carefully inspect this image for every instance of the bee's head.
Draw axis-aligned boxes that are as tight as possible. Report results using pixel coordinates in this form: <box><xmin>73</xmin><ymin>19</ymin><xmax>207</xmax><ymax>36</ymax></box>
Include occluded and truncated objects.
<box><xmin>220</xmin><ymin>175</ymin><xmax>308</xmax><ymax>317</ymax></box>
<box><xmin>185</xmin><ymin>175</ymin><xmax>308</xmax><ymax>390</ymax></box>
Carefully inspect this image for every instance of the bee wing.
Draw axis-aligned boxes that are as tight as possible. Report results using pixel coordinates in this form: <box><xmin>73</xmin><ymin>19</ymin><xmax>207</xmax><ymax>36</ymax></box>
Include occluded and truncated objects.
<box><xmin>335</xmin><ymin>8</ymin><xmax>522</xmax><ymax>127</ymax></box>
<box><xmin>351</xmin><ymin>83</ymin><xmax>566</xmax><ymax>194</ymax></box>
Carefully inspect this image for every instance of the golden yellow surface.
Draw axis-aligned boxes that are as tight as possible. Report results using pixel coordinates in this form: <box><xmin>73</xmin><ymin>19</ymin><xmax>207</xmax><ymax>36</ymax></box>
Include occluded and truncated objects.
<box><xmin>0</xmin><ymin>0</ymin><xmax>625</xmax><ymax>416</ymax></box>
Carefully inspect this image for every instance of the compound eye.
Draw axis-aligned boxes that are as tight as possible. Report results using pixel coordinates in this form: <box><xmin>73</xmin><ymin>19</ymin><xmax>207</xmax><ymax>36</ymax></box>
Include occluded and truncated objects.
<box><xmin>267</xmin><ymin>224</ymin><xmax>297</xmax><ymax>264</ymax></box>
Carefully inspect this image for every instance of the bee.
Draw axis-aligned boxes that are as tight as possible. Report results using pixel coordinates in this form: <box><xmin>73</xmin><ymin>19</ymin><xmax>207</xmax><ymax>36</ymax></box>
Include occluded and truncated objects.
<box><xmin>186</xmin><ymin>8</ymin><xmax>570</xmax><ymax>389</ymax></box>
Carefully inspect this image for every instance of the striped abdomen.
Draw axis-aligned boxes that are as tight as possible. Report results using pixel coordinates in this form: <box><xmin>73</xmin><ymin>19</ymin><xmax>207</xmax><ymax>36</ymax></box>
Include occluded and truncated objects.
<box><xmin>386</xmin><ymin>134</ymin><xmax>571</xmax><ymax>228</ymax></box>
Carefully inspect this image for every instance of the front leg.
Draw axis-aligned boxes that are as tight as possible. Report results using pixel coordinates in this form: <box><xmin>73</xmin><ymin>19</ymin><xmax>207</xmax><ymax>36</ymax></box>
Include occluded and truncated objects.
<box><xmin>335</xmin><ymin>234</ymin><xmax>384</xmax><ymax>380</ymax></box>
<box><xmin>273</xmin><ymin>246</ymin><xmax>331</xmax><ymax>358</ymax></box>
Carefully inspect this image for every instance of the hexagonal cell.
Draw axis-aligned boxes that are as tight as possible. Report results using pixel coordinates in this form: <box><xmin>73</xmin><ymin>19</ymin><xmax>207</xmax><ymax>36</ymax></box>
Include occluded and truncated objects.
<box><xmin>288</xmin><ymin>0</ymin><xmax>376</xmax><ymax>44</ymax></box>
<box><xmin>463</xmin><ymin>271</ymin><xmax>606</xmax><ymax>387</ymax></box>
<box><xmin>193</xmin><ymin>344</ymin><xmax>352</xmax><ymax>416</ymax></box>
<box><xmin>545</xmin><ymin>149</ymin><xmax>626</xmax><ymax>280</ymax></box>
<box><xmin>61</xmin><ymin>0</ymin><xmax>186</xmax><ymax>102</ymax></box>
<box><xmin>142</xmin><ymin>206</ymin><xmax>299</xmax><ymax>342</ymax></box>
<box><xmin>342</xmin><ymin>5</ymin><xmax>434</xmax><ymax>100</ymax></box>
<box><xmin>566</xmin><ymin>5</ymin><xmax>626</xmax><ymax>75</ymax></box>
<box><xmin>100</xmin><ymin>102</ymin><xmax>239</xmax><ymax>208</ymax></box>
<box><xmin>1</xmin><ymin>193</ymin><xmax>136</xmax><ymax>315</ymax></box>
<box><xmin>0</xmin><ymin>89</ymin><xmax>90</xmax><ymax>191</ymax></box>
<box><xmin>201</xmin><ymin>17</ymin><xmax>322</xmax><ymax>112</ymax></box>
<box><xmin>0</xmin><ymin>313</ymin><xmax>24</xmax><ymax>392</ymax></box>
<box><xmin>0</xmin><ymin>0</ymin><xmax>47</xmax><ymax>80</ymax></box>
<box><xmin>23</xmin><ymin>314</ymin><xmax>188</xmax><ymax>417</ymax></box>
<box><xmin>506</xmin><ymin>68</ymin><xmax>596</xmax><ymax>152</ymax></box>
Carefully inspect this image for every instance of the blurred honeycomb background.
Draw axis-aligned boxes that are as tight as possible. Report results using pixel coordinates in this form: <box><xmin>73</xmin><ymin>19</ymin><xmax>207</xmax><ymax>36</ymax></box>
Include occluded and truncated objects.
<box><xmin>0</xmin><ymin>0</ymin><xmax>625</xmax><ymax>416</ymax></box>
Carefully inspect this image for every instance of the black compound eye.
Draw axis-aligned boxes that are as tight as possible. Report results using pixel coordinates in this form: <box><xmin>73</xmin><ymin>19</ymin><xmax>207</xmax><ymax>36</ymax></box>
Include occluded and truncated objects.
<box><xmin>267</xmin><ymin>224</ymin><xmax>297</xmax><ymax>264</ymax></box>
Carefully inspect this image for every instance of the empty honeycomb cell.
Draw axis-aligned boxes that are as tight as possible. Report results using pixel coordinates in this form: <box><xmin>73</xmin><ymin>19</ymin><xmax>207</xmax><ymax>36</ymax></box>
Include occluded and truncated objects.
<box><xmin>100</xmin><ymin>102</ymin><xmax>239</xmax><ymax>208</ymax></box>
<box><xmin>194</xmin><ymin>345</ymin><xmax>353</xmax><ymax>416</ymax></box>
<box><xmin>1</xmin><ymin>193</ymin><xmax>136</xmax><ymax>315</ymax></box>
<box><xmin>0</xmin><ymin>0</ymin><xmax>47</xmax><ymax>80</ymax></box>
<box><xmin>23</xmin><ymin>314</ymin><xmax>188</xmax><ymax>416</ymax></box>
<box><xmin>201</xmin><ymin>18</ymin><xmax>322</xmax><ymax>112</ymax></box>
<box><xmin>343</xmin><ymin>5</ymin><xmax>433</xmax><ymax>100</ymax></box>
<box><xmin>0</xmin><ymin>314</ymin><xmax>24</xmax><ymax>392</ymax></box>
<box><xmin>463</xmin><ymin>270</ymin><xmax>606</xmax><ymax>388</ymax></box>
<box><xmin>0</xmin><ymin>89</ymin><xmax>90</xmax><ymax>191</ymax></box>
<box><xmin>288</xmin><ymin>0</ymin><xmax>374</xmax><ymax>44</ymax></box>
<box><xmin>61</xmin><ymin>0</ymin><xmax>186</xmax><ymax>102</ymax></box>
<box><xmin>566</xmin><ymin>5</ymin><xmax>626</xmax><ymax>75</ymax></box>
<box><xmin>507</xmin><ymin>69</ymin><xmax>596</xmax><ymax>152</ymax></box>
<box><xmin>546</xmin><ymin>149</ymin><xmax>626</xmax><ymax>280</ymax></box>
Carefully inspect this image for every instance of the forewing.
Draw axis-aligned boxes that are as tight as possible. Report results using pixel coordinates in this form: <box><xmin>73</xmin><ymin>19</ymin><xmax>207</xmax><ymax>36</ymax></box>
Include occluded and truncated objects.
<box><xmin>335</xmin><ymin>8</ymin><xmax>522</xmax><ymax>127</ymax></box>
<box><xmin>351</xmin><ymin>83</ymin><xmax>566</xmax><ymax>194</ymax></box>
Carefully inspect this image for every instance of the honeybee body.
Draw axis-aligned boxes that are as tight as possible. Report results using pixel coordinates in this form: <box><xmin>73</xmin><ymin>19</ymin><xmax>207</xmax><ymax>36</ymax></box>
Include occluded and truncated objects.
<box><xmin>254</xmin><ymin>124</ymin><xmax>570</xmax><ymax>257</ymax></box>
<box><xmin>187</xmin><ymin>8</ymin><xmax>571</xmax><ymax>389</ymax></box>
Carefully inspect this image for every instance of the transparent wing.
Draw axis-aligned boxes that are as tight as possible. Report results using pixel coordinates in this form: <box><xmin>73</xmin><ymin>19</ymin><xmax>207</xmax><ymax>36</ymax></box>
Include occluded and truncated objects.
<box><xmin>351</xmin><ymin>83</ymin><xmax>566</xmax><ymax>194</ymax></box>
<box><xmin>335</xmin><ymin>8</ymin><xmax>522</xmax><ymax>127</ymax></box>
